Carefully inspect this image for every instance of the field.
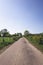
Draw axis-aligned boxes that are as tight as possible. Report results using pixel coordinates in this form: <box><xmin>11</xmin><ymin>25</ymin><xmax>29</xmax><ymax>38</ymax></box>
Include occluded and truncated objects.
<box><xmin>25</xmin><ymin>34</ymin><xmax>43</xmax><ymax>52</ymax></box>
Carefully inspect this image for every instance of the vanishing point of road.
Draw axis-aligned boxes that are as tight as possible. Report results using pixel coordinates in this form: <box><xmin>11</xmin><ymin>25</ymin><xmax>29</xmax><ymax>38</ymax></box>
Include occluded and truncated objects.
<box><xmin>0</xmin><ymin>37</ymin><xmax>43</xmax><ymax>65</ymax></box>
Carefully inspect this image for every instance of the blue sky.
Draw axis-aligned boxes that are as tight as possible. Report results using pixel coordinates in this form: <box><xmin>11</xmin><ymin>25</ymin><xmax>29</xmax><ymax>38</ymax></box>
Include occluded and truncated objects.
<box><xmin>0</xmin><ymin>0</ymin><xmax>43</xmax><ymax>34</ymax></box>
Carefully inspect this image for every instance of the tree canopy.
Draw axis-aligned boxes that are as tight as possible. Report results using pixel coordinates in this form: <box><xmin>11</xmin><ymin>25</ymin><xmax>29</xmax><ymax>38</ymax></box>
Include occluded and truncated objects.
<box><xmin>24</xmin><ymin>30</ymin><xmax>30</xmax><ymax>36</ymax></box>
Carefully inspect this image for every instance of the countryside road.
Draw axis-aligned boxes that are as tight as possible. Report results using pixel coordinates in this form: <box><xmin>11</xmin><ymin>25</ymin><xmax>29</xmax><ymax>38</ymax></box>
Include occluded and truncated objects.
<box><xmin>0</xmin><ymin>38</ymin><xmax>43</xmax><ymax>65</ymax></box>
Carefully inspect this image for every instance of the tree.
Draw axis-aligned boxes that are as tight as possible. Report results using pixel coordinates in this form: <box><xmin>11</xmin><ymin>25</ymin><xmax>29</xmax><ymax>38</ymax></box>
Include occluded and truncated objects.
<box><xmin>1</xmin><ymin>29</ymin><xmax>10</xmax><ymax>37</ymax></box>
<box><xmin>16</xmin><ymin>33</ymin><xmax>22</xmax><ymax>37</ymax></box>
<box><xmin>24</xmin><ymin>30</ymin><xmax>29</xmax><ymax>36</ymax></box>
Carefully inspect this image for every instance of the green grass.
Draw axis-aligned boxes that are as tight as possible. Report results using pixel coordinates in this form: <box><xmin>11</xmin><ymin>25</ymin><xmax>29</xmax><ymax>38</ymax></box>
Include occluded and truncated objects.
<box><xmin>25</xmin><ymin>35</ymin><xmax>43</xmax><ymax>52</ymax></box>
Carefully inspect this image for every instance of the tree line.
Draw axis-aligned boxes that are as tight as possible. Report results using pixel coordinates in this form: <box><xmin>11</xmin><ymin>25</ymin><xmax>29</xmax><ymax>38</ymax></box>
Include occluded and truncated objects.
<box><xmin>0</xmin><ymin>29</ymin><xmax>22</xmax><ymax>37</ymax></box>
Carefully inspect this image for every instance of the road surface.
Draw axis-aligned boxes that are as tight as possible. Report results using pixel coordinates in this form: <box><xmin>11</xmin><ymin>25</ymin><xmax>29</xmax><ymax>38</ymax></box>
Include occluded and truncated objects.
<box><xmin>0</xmin><ymin>37</ymin><xmax>43</xmax><ymax>65</ymax></box>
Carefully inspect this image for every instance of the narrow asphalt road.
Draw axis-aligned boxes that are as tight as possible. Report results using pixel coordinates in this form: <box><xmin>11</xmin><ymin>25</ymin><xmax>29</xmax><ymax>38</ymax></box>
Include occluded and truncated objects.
<box><xmin>0</xmin><ymin>38</ymin><xmax>43</xmax><ymax>65</ymax></box>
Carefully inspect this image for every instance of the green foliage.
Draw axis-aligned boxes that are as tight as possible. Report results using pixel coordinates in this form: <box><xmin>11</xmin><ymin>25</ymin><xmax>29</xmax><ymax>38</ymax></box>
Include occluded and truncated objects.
<box><xmin>24</xmin><ymin>30</ymin><xmax>30</xmax><ymax>36</ymax></box>
<box><xmin>25</xmin><ymin>34</ymin><xmax>43</xmax><ymax>52</ymax></box>
<box><xmin>0</xmin><ymin>35</ymin><xmax>21</xmax><ymax>49</ymax></box>
<box><xmin>0</xmin><ymin>29</ymin><xmax>22</xmax><ymax>50</ymax></box>
<box><xmin>0</xmin><ymin>37</ymin><xmax>14</xmax><ymax>49</ymax></box>
<box><xmin>39</xmin><ymin>37</ymin><xmax>43</xmax><ymax>45</ymax></box>
<box><xmin>12</xmin><ymin>33</ymin><xmax>22</xmax><ymax>41</ymax></box>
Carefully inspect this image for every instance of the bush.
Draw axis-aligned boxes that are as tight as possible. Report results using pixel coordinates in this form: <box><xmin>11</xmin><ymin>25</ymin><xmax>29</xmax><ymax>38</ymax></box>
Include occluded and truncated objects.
<box><xmin>0</xmin><ymin>36</ymin><xmax>21</xmax><ymax>49</ymax></box>
<box><xmin>39</xmin><ymin>38</ymin><xmax>43</xmax><ymax>45</ymax></box>
<box><xmin>0</xmin><ymin>37</ymin><xmax>14</xmax><ymax>49</ymax></box>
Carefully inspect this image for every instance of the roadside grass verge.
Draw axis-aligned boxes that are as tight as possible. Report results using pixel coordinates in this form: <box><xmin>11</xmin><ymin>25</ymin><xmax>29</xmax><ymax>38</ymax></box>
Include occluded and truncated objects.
<box><xmin>0</xmin><ymin>36</ymin><xmax>21</xmax><ymax>54</ymax></box>
<box><xmin>25</xmin><ymin>35</ymin><xmax>43</xmax><ymax>53</ymax></box>
<box><xmin>0</xmin><ymin>36</ymin><xmax>21</xmax><ymax>50</ymax></box>
<box><xmin>0</xmin><ymin>37</ymin><xmax>14</xmax><ymax>49</ymax></box>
